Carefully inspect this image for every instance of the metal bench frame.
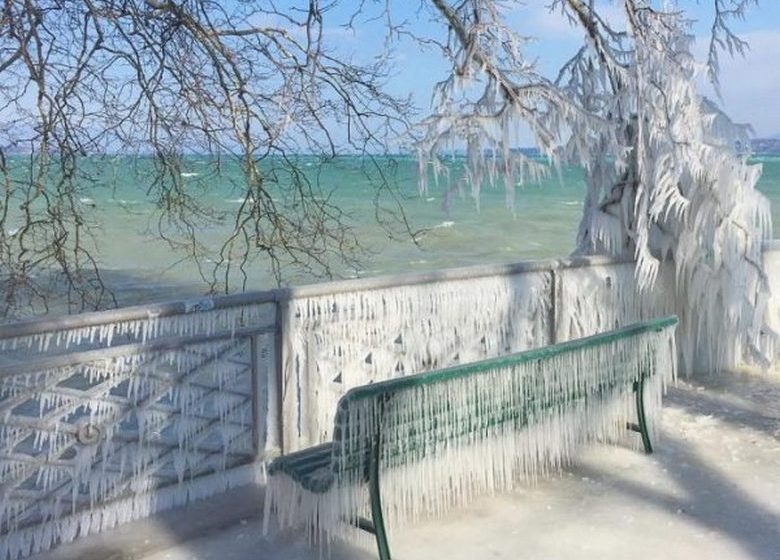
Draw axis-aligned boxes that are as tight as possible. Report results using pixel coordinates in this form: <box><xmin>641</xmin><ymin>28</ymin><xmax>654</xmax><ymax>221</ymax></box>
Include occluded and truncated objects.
<box><xmin>268</xmin><ymin>316</ymin><xmax>677</xmax><ymax>560</ymax></box>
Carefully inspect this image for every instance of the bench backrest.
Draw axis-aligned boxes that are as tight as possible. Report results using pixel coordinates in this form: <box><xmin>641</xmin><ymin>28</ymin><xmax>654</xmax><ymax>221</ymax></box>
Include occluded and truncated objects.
<box><xmin>330</xmin><ymin>316</ymin><xmax>678</xmax><ymax>484</ymax></box>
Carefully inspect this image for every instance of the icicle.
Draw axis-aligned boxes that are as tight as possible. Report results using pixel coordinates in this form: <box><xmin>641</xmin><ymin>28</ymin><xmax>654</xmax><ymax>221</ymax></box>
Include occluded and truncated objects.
<box><xmin>556</xmin><ymin>262</ymin><xmax>676</xmax><ymax>343</ymax></box>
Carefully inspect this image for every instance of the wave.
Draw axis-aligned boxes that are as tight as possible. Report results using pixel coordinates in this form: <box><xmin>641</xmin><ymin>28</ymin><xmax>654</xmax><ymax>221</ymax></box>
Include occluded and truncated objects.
<box><xmin>433</xmin><ymin>221</ymin><xmax>455</xmax><ymax>229</ymax></box>
<box><xmin>225</xmin><ymin>197</ymin><xmax>256</xmax><ymax>204</ymax></box>
<box><xmin>750</xmin><ymin>156</ymin><xmax>780</xmax><ymax>163</ymax></box>
<box><xmin>180</xmin><ymin>172</ymin><xmax>200</xmax><ymax>178</ymax></box>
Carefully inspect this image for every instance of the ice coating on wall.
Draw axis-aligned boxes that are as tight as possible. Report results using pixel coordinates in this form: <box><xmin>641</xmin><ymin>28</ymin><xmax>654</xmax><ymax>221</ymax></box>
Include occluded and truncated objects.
<box><xmin>554</xmin><ymin>258</ymin><xmax>769</xmax><ymax>376</ymax></box>
<box><xmin>760</xmin><ymin>248</ymin><xmax>780</xmax><ymax>366</ymax></box>
<box><xmin>555</xmin><ymin>262</ymin><xmax>677</xmax><ymax>354</ymax></box>
<box><xmin>265</xmin><ymin>323</ymin><xmax>678</xmax><ymax>545</ymax></box>
<box><xmin>0</xmin><ymin>301</ymin><xmax>275</xmax><ymax>356</ymax></box>
<box><xmin>2</xmin><ymin>248</ymin><xmax>762</xmax><ymax>558</ymax></box>
<box><xmin>281</xmin><ymin>271</ymin><xmax>553</xmax><ymax>450</ymax></box>
<box><xmin>0</xmin><ymin>329</ymin><xmax>274</xmax><ymax>560</ymax></box>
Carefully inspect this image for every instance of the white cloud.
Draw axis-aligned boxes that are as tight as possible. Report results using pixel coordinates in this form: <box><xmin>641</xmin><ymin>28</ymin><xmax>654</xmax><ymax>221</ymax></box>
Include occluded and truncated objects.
<box><xmin>512</xmin><ymin>1</ymin><xmax>626</xmax><ymax>40</ymax></box>
<box><xmin>510</xmin><ymin>3</ymin><xmax>582</xmax><ymax>43</ymax></box>
<box><xmin>696</xmin><ymin>30</ymin><xmax>780</xmax><ymax>136</ymax></box>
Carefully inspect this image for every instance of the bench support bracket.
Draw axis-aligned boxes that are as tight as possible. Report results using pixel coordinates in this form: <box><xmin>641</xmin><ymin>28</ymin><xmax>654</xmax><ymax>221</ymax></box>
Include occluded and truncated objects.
<box><xmin>351</xmin><ymin>516</ymin><xmax>376</xmax><ymax>535</ymax></box>
<box><xmin>369</xmin><ymin>430</ymin><xmax>392</xmax><ymax>560</ymax></box>
<box><xmin>631</xmin><ymin>376</ymin><xmax>653</xmax><ymax>454</ymax></box>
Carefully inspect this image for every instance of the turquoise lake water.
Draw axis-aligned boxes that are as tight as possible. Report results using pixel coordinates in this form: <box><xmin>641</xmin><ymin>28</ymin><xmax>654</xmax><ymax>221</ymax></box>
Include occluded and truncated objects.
<box><xmin>5</xmin><ymin>155</ymin><xmax>780</xmax><ymax>306</ymax></box>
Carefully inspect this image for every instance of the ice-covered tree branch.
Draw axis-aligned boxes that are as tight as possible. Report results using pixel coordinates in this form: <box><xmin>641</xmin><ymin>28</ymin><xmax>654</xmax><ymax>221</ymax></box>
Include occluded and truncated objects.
<box><xmin>707</xmin><ymin>0</ymin><xmax>757</xmax><ymax>88</ymax></box>
<box><xmin>418</xmin><ymin>0</ymin><xmax>771</xmax><ymax>374</ymax></box>
<box><xmin>418</xmin><ymin>0</ymin><xmax>591</xmax><ymax>209</ymax></box>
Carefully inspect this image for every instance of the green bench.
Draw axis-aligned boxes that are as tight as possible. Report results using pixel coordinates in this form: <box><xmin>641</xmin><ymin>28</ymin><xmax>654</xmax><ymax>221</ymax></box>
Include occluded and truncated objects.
<box><xmin>264</xmin><ymin>316</ymin><xmax>678</xmax><ymax>559</ymax></box>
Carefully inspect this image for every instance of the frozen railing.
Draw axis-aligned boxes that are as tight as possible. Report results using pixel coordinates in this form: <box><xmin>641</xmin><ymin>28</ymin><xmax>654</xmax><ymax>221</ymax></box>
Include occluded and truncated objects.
<box><xmin>0</xmin><ymin>293</ymin><xmax>281</xmax><ymax>560</ymax></box>
<box><xmin>0</xmin><ymin>250</ymin><xmax>703</xmax><ymax>559</ymax></box>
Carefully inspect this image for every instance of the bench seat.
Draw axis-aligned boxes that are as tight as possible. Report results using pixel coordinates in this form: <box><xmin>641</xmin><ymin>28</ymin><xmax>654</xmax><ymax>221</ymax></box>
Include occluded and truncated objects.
<box><xmin>266</xmin><ymin>443</ymin><xmax>335</xmax><ymax>493</ymax></box>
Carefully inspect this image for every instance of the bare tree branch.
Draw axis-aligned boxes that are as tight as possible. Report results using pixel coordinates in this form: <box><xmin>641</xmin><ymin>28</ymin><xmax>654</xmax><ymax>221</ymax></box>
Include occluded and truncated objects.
<box><xmin>0</xmin><ymin>0</ymin><xmax>413</xmax><ymax>318</ymax></box>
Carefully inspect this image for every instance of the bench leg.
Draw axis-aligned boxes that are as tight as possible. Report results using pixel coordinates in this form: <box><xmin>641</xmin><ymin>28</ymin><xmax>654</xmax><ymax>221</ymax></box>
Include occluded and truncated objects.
<box><xmin>369</xmin><ymin>435</ymin><xmax>392</xmax><ymax>560</ymax></box>
<box><xmin>633</xmin><ymin>377</ymin><xmax>653</xmax><ymax>454</ymax></box>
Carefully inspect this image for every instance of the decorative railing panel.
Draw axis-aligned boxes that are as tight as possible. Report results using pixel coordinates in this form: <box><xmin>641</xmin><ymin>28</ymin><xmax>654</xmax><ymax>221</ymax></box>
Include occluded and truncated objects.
<box><xmin>0</xmin><ymin>298</ymin><xmax>278</xmax><ymax>560</ymax></box>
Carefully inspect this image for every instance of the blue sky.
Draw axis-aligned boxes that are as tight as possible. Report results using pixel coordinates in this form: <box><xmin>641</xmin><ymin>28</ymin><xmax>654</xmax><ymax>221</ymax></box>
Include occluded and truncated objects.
<box><xmin>312</xmin><ymin>1</ymin><xmax>780</xmax><ymax>140</ymax></box>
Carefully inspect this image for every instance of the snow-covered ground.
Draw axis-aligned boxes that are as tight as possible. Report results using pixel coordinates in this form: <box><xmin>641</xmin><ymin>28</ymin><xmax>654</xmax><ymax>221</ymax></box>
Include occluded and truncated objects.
<box><xmin>29</xmin><ymin>369</ymin><xmax>780</xmax><ymax>560</ymax></box>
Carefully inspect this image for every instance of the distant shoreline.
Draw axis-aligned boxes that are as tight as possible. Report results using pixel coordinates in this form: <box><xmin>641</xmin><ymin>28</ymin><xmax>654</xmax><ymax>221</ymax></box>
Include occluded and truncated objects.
<box><xmin>3</xmin><ymin>140</ymin><xmax>780</xmax><ymax>157</ymax></box>
<box><xmin>751</xmin><ymin>138</ymin><xmax>780</xmax><ymax>155</ymax></box>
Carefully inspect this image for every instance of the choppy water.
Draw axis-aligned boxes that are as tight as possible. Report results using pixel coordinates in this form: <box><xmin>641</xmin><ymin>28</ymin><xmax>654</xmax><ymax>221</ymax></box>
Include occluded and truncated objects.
<box><xmin>5</xmin><ymin>155</ymin><xmax>780</xmax><ymax>306</ymax></box>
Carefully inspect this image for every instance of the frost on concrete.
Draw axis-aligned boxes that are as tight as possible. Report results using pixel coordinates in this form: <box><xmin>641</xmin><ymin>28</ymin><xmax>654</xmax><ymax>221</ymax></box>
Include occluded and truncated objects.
<box><xmin>556</xmin><ymin>262</ymin><xmax>676</xmax><ymax>343</ymax></box>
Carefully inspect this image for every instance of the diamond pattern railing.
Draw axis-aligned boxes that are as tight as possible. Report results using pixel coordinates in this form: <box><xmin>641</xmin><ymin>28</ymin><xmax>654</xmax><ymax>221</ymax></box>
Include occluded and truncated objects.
<box><xmin>0</xmin><ymin>297</ymin><xmax>279</xmax><ymax>559</ymax></box>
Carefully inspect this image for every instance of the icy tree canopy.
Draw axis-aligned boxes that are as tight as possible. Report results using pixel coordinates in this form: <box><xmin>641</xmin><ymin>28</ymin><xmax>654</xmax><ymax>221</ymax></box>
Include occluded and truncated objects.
<box><xmin>419</xmin><ymin>0</ymin><xmax>772</xmax><ymax>374</ymax></box>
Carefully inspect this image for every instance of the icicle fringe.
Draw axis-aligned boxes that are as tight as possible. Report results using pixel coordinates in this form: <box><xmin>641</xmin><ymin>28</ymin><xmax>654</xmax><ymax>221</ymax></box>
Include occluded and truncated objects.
<box><xmin>556</xmin><ymin>263</ymin><xmax>676</xmax><ymax>342</ymax></box>
<box><xmin>0</xmin><ymin>463</ymin><xmax>265</xmax><ymax>560</ymax></box>
<box><xmin>0</xmin><ymin>302</ymin><xmax>275</xmax><ymax>356</ymax></box>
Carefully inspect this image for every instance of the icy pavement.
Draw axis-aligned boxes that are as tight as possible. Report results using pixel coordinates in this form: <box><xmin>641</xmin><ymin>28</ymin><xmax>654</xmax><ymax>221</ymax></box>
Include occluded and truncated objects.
<box><xmin>30</xmin><ymin>370</ymin><xmax>780</xmax><ymax>560</ymax></box>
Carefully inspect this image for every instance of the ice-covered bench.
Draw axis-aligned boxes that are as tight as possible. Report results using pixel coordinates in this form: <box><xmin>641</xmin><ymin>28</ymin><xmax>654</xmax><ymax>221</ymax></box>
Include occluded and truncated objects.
<box><xmin>264</xmin><ymin>316</ymin><xmax>678</xmax><ymax>559</ymax></box>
